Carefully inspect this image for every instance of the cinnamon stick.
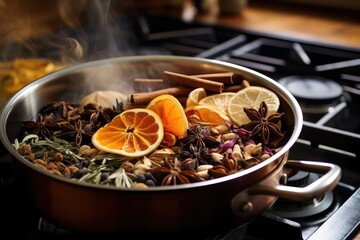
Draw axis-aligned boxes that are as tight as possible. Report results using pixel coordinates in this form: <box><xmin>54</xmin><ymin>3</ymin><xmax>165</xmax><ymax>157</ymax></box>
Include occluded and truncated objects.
<box><xmin>130</xmin><ymin>86</ymin><xmax>193</xmax><ymax>105</ymax></box>
<box><xmin>224</xmin><ymin>80</ymin><xmax>251</xmax><ymax>92</ymax></box>
<box><xmin>223</xmin><ymin>85</ymin><xmax>243</xmax><ymax>92</ymax></box>
<box><xmin>163</xmin><ymin>71</ymin><xmax>224</xmax><ymax>93</ymax></box>
<box><xmin>191</xmin><ymin>72</ymin><xmax>234</xmax><ymax>84</ymax></box>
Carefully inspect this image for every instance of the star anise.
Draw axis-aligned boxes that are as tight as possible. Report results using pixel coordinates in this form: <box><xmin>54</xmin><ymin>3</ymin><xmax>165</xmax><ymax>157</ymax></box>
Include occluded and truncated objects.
<box><xmin>56</xmin><ymin>119</ymin><xmax>93</xmax><ymax>146</ymax></box>
<box><xmin>241</xmin><ymin>101</ymin><xmax>284</xmax><ymax>147</ymax></box>
<box><xmin>41</xmin><ymin>101</ymin><xmax>78</xmax><ymax>119</ymax></box>
<box><xmin>178</xmin><ymin>144</ymin><xmax>213</xmax><ymax>167</ymax></box>
<box><xmin>180</xmin><ymin>125</ymin><xmax>220</xmax><ymax>150</ymax></box>
<box><xmin>80</xmin><ymin>103</ymin><xmax>118</xmax><ymax>126</ymax></box>
<box><xmin>208</xmin><ymin>153</ymin><xmax>239</xmax><ymax>179</ymax></box>
<box><xmin>149</xmin><ymin>158</ymin><xmax>205</xmax><ymax>186</ymax></box>
<box><xmin>22</xmin><ymin>113</ymin><xmax>60</xmax><ymax>139</ymax></box>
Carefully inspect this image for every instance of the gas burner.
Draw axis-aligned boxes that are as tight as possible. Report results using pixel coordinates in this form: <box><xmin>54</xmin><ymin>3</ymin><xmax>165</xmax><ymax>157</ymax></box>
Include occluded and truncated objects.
<box><xmin>278</xmin><ymin>75</ymin><xmax>344</xmax><ymax>115</ymax></box>
<box><xmin>268</xmin><ymin>170</ymin><xmax>338</xmax><ymax>224</ymax></box>
<box><xmin>269</xmin><ymin>189</ymin><xmax>335</xmax><ymax>219</ymax></box>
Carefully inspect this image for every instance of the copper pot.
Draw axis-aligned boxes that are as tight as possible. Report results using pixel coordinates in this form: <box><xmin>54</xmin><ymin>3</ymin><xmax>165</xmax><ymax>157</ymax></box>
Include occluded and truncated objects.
<box><xmin>0</xmin><ymin>56</ymin><xmax>341</xmax><ymax>236</ymax></box>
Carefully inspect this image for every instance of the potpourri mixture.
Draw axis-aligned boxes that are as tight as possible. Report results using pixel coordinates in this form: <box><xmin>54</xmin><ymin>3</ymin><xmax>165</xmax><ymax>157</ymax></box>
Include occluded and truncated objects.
<box><xmin>12</xmin><ymin>70</ymin><xmax>287</xmax><ymax>188</ymax></box>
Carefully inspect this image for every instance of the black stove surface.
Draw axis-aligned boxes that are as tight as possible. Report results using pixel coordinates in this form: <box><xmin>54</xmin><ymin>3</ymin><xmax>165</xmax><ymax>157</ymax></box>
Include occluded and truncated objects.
<box><xmin>1</xmin><ymin>14</ymin><xmax>360</xmax><ymax>240</ymax></box>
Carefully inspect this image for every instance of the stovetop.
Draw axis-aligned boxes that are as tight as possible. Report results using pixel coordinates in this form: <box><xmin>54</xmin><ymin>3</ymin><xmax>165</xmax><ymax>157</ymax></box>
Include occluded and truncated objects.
<box><xmin>1</xmin><ymin>14</ymin><xmax>360</xmax><ymax>240</ymax></box>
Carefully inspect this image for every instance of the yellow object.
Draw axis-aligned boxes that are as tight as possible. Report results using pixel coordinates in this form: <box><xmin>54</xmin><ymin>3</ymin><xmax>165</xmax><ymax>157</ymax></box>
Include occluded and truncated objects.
<box><xmin>186</xmin><ymin>87</ymin><xmax>207</xmax><ymax>108</ymax></box>
<box><xmin>184</xmin><ymin>104</ymin><xmax>231</xmax><ymax>127</ymax></box>
<box><xmin>0</xmin><ymin>58</ymin><xmax>63</xmax><ymax>101</ymax></box>
<box><xmin>92</xmin><ymin>108</ymin><xmax>164</xmax><ymax>157</ymax></box>
<box><xmin>227</xmin><ymin>86</ymin><xmax>280</xmax><ymax>126</ymax></box>
<box><xmin>198</xmin><ymin>92</ymin><xmax>235</xmax><ymax>114</ymax></box>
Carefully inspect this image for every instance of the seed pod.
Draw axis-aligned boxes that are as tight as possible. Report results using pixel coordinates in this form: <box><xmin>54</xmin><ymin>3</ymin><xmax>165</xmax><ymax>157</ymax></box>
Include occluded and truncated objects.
<box><xmin>197</xmin><ymin>164</ymin><xmax>213</xmax><ymax>172</ymax></box>
<box><xmin>55</xmin><ymin>161</ymin><xmax>67</xmax><ymax>172</ymax></box>
<box><xmin>121</xmin><ymin>161</ymin><xmax>135</xmax><ymax>173</ymax></box>
<box><xmin>261</xmin><ymin>153</ymin><xmax>270</xmax><ymax>160</ymax></box>
<box><xmin>196</xmin><ymin>165</ymin><xmax>213</xmax><ymax>180</ymax></box>
<box><xmin>244</xmin><ymin>143</ymin><xmax>263</xmax><ymax>156</ymax></box>
<box><xmin>211</xmin><ymin>153</ymin><xmax>224</xmax><ymax>162</ymax></box>
<box><xmin>143</xmin><ymin>157</ymin><xmax>152</xmax><ymax>167</ymax></box>
<box><xmin>79</xmin><ymin>145</ymin><xmax>99</xmax><ymax>158</ymax></box>
<box><xmin>231</xmin><ymin>144</ymin><xmax>243</xmax><ymax>161</ymax></box>
<box><xmin>47</xmin><ymin>162</ymin><xmax>59</xmax><ymax>171</ymax></box>
<box><xmin>79</xmin><ymin>145</ymin><xmax>91</xmax><ymax>154</ymax></box>
<box><xmin>222</xmin><ymin>132</ymin><xmax>237</xmax><ymax>141</ymax></box>
<box><xmin>243</xmin><ymin>152</ymin><xmax>253</xmax><ymax>160</ymax></box>
<box><xmin>197</xmin><ymin>170</ymin><xmax>210</xmax><ymax>179</ymax></box>
<box><xmin>134</xmin><ymin>164</ymin><xmax>151</xmax><ymax>175</ymax></box>
<box><xmin>149</xmin><ymin>148</ymin><xmax>175</xmax><ymax>163</ymax></box>
<box><xmin>18</xmin><ymin>144</ymin><xmax>32</xmax><ymax>156</ymax></box>
<box><xmin>213</xmin><ymin>124</ymin><xmax>229</xmax><ymax>134</ymax></box>
<box><xmin>53</xmin><ymin>152</ymin><xmax>64</xmax><ymax>162</ymax></box>
<box><xmin>34</xmin><ymin>159</ymin><xmax>46</xmax><ymax>166</ymax></box>
<box><xmin>68</xmin><ymin>165</ymin><xmax>79</xmax><ymax>174</ymax></box>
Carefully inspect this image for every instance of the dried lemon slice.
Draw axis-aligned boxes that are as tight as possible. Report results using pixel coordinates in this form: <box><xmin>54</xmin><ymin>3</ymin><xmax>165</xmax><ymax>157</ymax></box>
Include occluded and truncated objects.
<box><xmin>198</xmin><ymin>92</ymin><xmax>235</xmax><ymax>114</ymax></box>
<box><xmin>186</xmin><ymin>87</ymin><xmax>207</xmax><ymax>108</ymax></box>
<box><xmin>227</xmin><ymin>86</ymin><xmax>280</xmax><ymax>126</ymax></box>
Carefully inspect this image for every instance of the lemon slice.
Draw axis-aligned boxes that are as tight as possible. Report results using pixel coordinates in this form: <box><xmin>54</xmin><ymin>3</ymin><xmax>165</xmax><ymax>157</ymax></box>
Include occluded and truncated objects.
<box><xmin>198</xmin><ymin>92</ymin><xmax>235</xmax><ymax>114</ymax></box>
<box><xmin>227</xmin><ymin>86</ymin><xmax>280</xmax><ymax>126</ymax></box>
<box><xmin>92</xmin><ymin>108</ymin><xmax>164</xmax><ymax>157</ymax></box>
<box><xmin>186</xmin><ymin>87</ymin><xmax>207</xmax><ymax>108</ymax></box>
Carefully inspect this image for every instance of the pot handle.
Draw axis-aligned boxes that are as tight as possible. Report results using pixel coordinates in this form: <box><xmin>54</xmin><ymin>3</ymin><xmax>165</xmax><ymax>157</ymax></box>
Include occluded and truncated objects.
<box><xmin>249</xmin><ymin>160</ymin><xmax>341</xmax><ymax>201</ymax></box>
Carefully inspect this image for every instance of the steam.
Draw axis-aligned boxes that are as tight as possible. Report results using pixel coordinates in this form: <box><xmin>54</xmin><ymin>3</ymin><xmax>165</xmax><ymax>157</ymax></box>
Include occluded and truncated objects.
<box><xmin>1</xmin><ymin>0</ymin><xmax>147</xmax><ymax>100</ymax></box>
<box><xmin>57</xmin><ymin>0</ymin><xmax>86</xmax><ymax>29</ymax></box>
<box><xmin>1</xmin><ymin>0</ymin><xmax>140</xmax><ymax>63</ymax></box>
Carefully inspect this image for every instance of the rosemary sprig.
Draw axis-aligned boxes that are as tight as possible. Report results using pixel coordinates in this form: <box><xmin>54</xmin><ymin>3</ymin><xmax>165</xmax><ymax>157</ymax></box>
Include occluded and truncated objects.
<box><xmin>14</xmin><ymin>133</ymin><xmax>138</xmax><ymax>188</ymax></box>
<box><xmin>108</xmin><ymin>168</ymin><xmax>134</xmax><ymax>188</ymax></box>
<box><xmin>15</xmin><ymin>134</ymin><xmax>84</xmax><ymax>165</ymax></box>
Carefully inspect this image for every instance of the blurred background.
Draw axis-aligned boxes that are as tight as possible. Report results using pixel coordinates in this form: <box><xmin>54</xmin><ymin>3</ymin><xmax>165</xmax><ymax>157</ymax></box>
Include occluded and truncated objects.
<box><xmin>0</xmin><ymin>1</ymin><xmax>360</xmax><ymax>239</ymax></box>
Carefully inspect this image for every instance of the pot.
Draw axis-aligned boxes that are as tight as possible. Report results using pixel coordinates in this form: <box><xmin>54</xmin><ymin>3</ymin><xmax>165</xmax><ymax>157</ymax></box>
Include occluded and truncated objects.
<box><xmin>0</xmin><ymin>56</ymin><xmax>341</xmax><ymax>236</ymax></box>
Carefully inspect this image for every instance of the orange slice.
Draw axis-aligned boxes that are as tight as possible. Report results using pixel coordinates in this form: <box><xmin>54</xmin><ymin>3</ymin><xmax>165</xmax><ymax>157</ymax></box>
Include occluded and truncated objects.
<box><xmin>198</xmin><ymin>92</ymin><xmax>235</xmax><ymax>114</ymax></box>
<box><xmin>184</xmin><ymin>105</ymin><xmax>231</xmax><ymax>127</ymax></box>
<box><xmin>163</xmin><ymin>132</ymin><xmax>177</xmax><ymax>147</ymax></box>
<box><xmin>227</xmin><ymin>86</ymin><xmax>280</xmax><ymax>126</ymax></box>
<box><xmin>146</xmin><ymin>94</ymin><xmax>188</xmax><ymax>138</ymax></box>
<box><xmin>91</xmin><ymin>108</ymin><xmax>164</xmax><ymax>157</ymax></box>
<box><xmin>186</xmin><ymin>87</ymin><xmax>207</xmax><ymax>107</ymax></box>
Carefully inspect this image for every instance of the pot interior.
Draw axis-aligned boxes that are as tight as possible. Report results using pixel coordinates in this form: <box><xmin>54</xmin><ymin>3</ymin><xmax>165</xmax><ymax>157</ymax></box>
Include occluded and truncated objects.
<box><xmin>0</xmin><ymin>55</ymin><xmax>303</xmax><ymax>187</ymax></box>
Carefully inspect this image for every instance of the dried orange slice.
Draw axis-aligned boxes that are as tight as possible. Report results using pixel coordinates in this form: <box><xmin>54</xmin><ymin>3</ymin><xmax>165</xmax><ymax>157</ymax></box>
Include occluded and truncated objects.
<box><xmin>184</xmin><ymin>105</ymin><xmax>231</xmax><ymax>127</ymax></box>
<box><xmin>227</xmin><ymin>86</ymin><xmax>280</xmax><ymax>126</ymax></box>
<box><xmin>163</xmin><ymin>132</ymin><xmax>177</xmax><ymax>147</ymax></box>
<box><xmin>147</xmin><ymin>94</ymin><xmax>188</xmax><ymax>138</ymax></box>
<box><xmin>186</xmin><ymin>87</ymin><xmax>207</xmax><ymax>107</ymax></box>
<box><xmin>91</xmin><ymin>108</ymin><xmax>164</xmax><ymax>157</ymax></box>
<box><xmin>198</xmin><ymin>92</ymin><xmax>235</xmax><ymax>114</ymax></box>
